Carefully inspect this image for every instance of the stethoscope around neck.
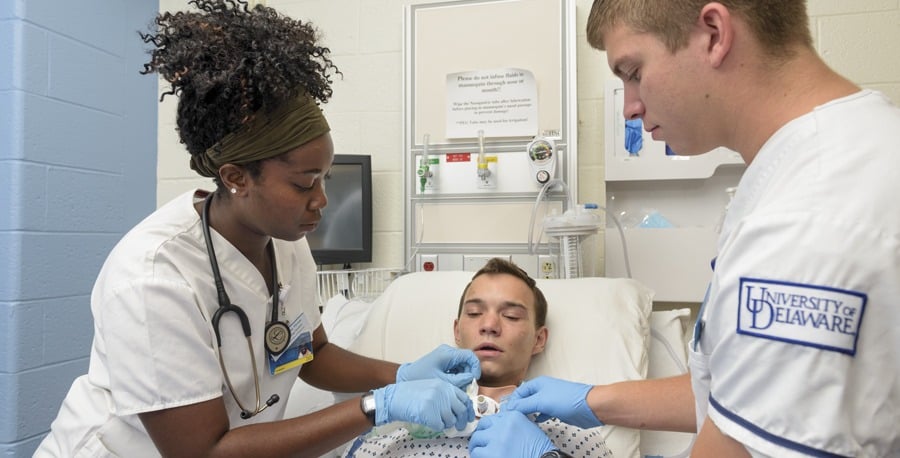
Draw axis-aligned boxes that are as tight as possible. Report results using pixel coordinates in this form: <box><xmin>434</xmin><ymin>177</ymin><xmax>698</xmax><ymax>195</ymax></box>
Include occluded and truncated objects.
<box><xmin>201</xmin><ymin>193</ymin><xmax>291</xmax><ymax>419</ymax></box>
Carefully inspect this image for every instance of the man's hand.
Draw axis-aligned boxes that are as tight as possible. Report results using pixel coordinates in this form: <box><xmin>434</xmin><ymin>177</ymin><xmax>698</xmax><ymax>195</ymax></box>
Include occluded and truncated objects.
<box><xmin>468</xmin><ymin>410</ymin><xmax>555</xmax><ymax>458</ymax></box>
<box><xmin>504</xmin><ymin>376</ymin><xmax>602</xmax><ymax>429</ymax></box>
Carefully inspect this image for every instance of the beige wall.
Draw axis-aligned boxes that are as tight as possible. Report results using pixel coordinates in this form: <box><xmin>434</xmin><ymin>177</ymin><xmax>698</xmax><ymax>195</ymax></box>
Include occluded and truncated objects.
<box><xmin>156</xmin><ymin>0</ymin><xmax>900</xmax><ymax>270</ymax></box>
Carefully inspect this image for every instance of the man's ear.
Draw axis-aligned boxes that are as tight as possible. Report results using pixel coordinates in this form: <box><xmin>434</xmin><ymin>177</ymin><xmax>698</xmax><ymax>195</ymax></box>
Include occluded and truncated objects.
<box><xmin>697</xmin><ymin>2</ymin><xmax>734</xmax><ymax>68</ymax></box>
<box><xmin>531</xmin><ymin>326</ymin><xmax>548</xmax><ymax>356</ymax></box>
<box><xmin>218</xmin><ymin>163</ymin><xmax>249</xmax><ymax>194</ymax></box>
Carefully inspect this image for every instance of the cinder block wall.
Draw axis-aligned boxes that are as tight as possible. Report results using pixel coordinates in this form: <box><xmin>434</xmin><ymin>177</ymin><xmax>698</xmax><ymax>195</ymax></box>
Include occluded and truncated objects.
<box><xmin>0</xmin><ymin>1</ymin><xmax>157</xmax><ymax>456</ymax></box>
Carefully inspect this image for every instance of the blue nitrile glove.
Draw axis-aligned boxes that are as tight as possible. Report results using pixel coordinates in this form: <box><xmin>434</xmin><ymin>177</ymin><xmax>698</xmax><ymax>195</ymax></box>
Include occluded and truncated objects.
<box><xmin>373</xmin><ymin>379</ymin><xmax>475</xmax><ymax>432</ymax></box>
<box><xmin>625</xmin><ymin>118</ymin><xmax>643</xmax><ymax>155</ymax></box>
<box><xmin>396</xmin><ymin>344</ymin><xmax>481</xmax><ymax>389</ymax></box>
<box><xmin>468</xmin><ymin>410</ymin><xmax>555</xmax><ymax>458</ymax></box>
<box><xmin>503</xmin><ymin>376</ymin><xmax>603</xmax><ymax>429</ymax></box>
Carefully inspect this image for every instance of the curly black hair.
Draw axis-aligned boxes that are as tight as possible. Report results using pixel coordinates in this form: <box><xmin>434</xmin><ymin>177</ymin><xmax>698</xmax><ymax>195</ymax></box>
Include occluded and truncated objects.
<box><xmin>139</xmin><ymin>0</ymin><xmax>340</xmax><ymax>157</ymax></box>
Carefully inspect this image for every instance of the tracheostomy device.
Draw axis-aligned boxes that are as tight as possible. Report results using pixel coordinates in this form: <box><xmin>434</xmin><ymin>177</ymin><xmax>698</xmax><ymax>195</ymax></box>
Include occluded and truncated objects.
<box><xmin>440</xmin><ymin>380</ymin><xmax>501</xmax><ymax>438</ymax></box>
<box><xmin>393</xmin><ymin>380</ymin><xmax>502</xmax><ymax>439</ymax></box>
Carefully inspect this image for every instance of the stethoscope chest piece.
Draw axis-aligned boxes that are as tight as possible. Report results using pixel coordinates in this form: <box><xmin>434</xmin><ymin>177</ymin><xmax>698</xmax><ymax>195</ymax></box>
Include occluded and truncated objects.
<box><xmin>265</xmin><ymin>321</ymin><xmax>291</xmax><ymax>354</ymax></box>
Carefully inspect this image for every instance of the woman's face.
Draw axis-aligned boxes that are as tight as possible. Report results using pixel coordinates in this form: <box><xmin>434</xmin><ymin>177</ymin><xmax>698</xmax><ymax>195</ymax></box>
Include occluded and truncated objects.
<box><xmin>241</xmin><ymin>133</ymin><xmax>334</xmax><ymax>242</ymax></box>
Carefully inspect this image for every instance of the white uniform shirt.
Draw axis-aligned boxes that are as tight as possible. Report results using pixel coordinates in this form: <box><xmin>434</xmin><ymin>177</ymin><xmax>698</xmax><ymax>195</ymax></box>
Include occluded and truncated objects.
<box><xmin>689</xmin><ymin>91</ymin><xmax>900</xmax><ymax>457</ymax></box>
<box><xmin>36</xmin><ymin>190</ymin><xmax>321</xmax><ymax>457</ymax></box>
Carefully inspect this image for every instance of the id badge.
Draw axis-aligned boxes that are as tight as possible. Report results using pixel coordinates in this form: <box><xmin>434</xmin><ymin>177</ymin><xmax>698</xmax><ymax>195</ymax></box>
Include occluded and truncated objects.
<box><xmin>268</xmin><ymin>312</ymin><xmax>314</xmax><ymax>375</ymax></box>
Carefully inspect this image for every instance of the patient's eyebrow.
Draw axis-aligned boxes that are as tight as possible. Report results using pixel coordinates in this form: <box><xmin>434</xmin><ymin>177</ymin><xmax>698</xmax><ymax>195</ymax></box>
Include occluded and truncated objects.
<box><xmin>463</xmin><ymin>299</ymin><xmax>528</xmax><ymax>313</ymax></box>
<box><xmin>499</xmin><ymin>301</ymin><xmax>527</xmax><ymax>312</ymax></box>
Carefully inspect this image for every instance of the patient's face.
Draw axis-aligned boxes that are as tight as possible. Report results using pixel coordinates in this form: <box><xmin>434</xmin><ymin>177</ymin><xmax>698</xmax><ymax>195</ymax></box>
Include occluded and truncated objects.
<box><xmin>454</xmin><ymin>273</ymin><xmax>547</xmax><ymax>387</ymax></box>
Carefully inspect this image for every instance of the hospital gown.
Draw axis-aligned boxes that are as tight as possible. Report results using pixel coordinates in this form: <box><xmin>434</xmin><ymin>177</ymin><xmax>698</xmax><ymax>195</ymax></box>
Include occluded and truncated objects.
<box><xmin>343</xmin><ymin>418</ymin><xmax>613</xmax><ymax>458</ymax></box>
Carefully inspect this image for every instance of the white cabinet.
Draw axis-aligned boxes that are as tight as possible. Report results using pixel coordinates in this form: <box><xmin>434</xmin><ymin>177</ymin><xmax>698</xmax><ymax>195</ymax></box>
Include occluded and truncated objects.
<box><xmin>603</xmin><ymin>80</ymin><xmax>745</xmax><ymax>302</ymax></box>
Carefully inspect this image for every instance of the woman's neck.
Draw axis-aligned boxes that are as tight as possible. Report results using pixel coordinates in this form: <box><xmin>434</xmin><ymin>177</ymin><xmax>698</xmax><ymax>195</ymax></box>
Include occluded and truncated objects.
<box><xmin>195</xmin><ymin>190</ymin><xmax>273</xmax><ymax>285</ymax></box>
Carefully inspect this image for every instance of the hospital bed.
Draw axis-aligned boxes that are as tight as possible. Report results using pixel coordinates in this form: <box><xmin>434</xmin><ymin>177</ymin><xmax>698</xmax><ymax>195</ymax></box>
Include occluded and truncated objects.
<box><xmin>286</xmin><ymin>271</ymin><xmax>695</xmax><ymax>458</ymax></box>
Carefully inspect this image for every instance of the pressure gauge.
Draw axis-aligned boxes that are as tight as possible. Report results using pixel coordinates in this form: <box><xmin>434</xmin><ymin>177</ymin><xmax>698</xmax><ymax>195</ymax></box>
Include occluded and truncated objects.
<box><xmin>527</xmin><ymin>136</ymin><xmax>557</xmax><ymax>185</ymax></box>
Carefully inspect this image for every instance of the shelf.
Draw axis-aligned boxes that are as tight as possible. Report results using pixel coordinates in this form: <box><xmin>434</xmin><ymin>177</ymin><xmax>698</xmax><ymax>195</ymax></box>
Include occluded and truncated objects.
<box><xmin>606</xmin><ymin>147</ymin><xmax>744</xmax><ymax>181</ymax></box>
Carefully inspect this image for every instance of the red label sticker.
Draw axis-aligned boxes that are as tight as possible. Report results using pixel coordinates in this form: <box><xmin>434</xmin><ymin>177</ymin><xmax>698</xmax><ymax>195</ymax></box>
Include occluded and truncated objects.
<box><xmin>445</xmin><ymin>153</ymin><xmax>471</xmax><ymax>163</ymax></box>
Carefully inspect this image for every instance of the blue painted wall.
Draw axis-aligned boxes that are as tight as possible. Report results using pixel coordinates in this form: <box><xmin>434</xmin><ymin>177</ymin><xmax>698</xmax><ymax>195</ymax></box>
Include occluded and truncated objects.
<box><xmin>0</xmin><ymin>1</ymin><xmax>158</xmax><ymax>455</ymax></box>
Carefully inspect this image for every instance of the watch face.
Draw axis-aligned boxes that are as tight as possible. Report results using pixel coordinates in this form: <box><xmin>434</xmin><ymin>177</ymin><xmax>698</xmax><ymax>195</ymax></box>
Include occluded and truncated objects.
<box><xmin>363</xmin><ymin>395</ymin><xmax>376</xmax><ymax>412</ymax></box>
<box><xmin>361</xmin><ymin>392</ymin><xmax>377</xmax><ymax>420</ymax></box>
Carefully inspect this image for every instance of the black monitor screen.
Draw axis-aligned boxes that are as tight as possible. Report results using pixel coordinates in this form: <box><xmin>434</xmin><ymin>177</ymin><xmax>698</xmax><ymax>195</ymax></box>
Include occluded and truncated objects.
<box><xmin>306</xmin><ymin>154</ymin><xmax>372</xmax><ymax>266</ymax></box>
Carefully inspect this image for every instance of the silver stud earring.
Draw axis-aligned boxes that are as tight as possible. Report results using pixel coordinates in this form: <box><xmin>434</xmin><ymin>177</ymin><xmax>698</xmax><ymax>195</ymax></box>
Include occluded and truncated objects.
<box><xmin>230</xmin><ymin>188</ymin><xmax>237</xmax><ymax>194</ymax></box>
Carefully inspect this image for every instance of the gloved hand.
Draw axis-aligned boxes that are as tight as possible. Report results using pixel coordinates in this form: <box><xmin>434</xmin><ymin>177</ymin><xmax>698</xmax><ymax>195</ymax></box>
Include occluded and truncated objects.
<box><xmin>503</xmin><ymin>376</ymin><xmax>603</xmax><ymax>429</ymax></box>
<box><xmin>373</xmin><ymin>379</ymin><xmax>475</xmax><ymax>432</ymax></box>
<box><xmin>396</xmin><ymin>344</ymin><xmax>481</xmax><ymax>389</ymax></box>
<box><xmin>625</xmin><ymin>118</ymin><xmax>643</xmax><ymax>155</ymax></box>
<box><xmin>468</xmin><ymin>410</ymin><xmax>555</xmax><ymax>458</ymax></box>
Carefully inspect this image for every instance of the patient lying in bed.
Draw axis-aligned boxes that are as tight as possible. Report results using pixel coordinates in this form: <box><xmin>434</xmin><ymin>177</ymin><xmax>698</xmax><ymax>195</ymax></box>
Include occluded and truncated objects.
<box><xmin>342</xmin><ymin>258</ymin><xmax>614</xmax><ymax>458</ymax></box>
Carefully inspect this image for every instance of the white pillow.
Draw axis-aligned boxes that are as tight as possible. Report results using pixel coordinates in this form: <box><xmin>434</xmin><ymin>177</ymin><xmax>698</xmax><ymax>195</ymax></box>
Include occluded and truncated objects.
<box><xmin>321</xmin><ymin>294</ymin><xmax>376</xmax><ymax>349</ymax></box>
<box><xmin>348</xmin><ymin>271</ymin><xmax>654</xmax><ymax>458</ymax></box>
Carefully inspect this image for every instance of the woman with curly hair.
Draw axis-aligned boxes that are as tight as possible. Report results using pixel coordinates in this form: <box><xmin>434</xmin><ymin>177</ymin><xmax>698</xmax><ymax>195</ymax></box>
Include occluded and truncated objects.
<box><xmin>36</xmin><ymin>1</ymin><xmax>479</xmax><ymax>456</ymax></box>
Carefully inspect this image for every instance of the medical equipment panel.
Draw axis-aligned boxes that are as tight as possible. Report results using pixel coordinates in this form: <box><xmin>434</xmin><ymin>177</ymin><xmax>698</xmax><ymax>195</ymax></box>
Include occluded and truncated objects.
<box><xmin>402</xmin><ymin>0</ymin><xmax>579</xmax><ymax>280</ymax></box>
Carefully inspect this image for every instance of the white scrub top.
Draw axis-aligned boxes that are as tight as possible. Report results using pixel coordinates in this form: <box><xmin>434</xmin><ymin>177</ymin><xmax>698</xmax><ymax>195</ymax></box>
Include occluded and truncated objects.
<box><xmin>36</xmin><ymin>190</ymin><xmax>322</xmax><ymax>457</ymax></box>
<box><xmin>688</xmin><ymin>91</ymin><xmax>900</xmax><ymax>457</ymax></box>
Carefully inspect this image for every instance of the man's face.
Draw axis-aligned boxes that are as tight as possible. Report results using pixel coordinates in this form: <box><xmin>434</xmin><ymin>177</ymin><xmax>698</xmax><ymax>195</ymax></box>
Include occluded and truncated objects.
<box><xmin>604</xmin><ymin>23</ymin><xmax>717</xmax><ymax>156</ymax></box>
<box><xmin>454</xmin><ymin>273</ymin><xmax>547</xmax><ymax>387</ymax></box>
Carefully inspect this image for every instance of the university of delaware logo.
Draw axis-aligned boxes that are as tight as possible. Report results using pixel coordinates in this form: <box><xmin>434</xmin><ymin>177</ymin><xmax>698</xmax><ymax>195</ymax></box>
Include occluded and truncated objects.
<box><xmin>738</xmin><ymin>278</ymin><xmax>866</xmax><ymax>356</ymax></box>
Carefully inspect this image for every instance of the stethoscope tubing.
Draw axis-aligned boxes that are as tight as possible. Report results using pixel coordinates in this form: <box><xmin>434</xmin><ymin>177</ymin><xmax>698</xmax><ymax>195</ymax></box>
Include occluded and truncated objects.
<box><xmin>201</xmin><ymin>193</ymin><xmax>280</xmax><ymax>419</ymax></box>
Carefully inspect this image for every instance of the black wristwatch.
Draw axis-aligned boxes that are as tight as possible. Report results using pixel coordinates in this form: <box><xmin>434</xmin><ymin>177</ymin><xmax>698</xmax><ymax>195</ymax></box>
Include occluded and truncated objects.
<box><xmin>359</xmin><ymin>391</ymin><xmax>376</xmax><ymax>425</ymax></box>
<box><xmin>540</xmin><ymin>450</ymin><xmax>572</xmax><ymax>458</ymax></box>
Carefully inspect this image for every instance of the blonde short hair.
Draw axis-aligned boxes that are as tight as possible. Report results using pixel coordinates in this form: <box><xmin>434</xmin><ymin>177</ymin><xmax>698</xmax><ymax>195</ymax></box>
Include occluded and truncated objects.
<box><xmin>586</xmin><ymin>0</ymin><xmax>812</xmax><ymax>59</ymax></box>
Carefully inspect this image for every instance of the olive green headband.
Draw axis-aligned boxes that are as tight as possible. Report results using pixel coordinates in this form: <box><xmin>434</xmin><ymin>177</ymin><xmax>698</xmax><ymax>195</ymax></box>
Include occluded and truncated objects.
<box><xmin>191</xmin><ymin>92</ymin><xmax>330</xmax><ymax>178</ymax></box>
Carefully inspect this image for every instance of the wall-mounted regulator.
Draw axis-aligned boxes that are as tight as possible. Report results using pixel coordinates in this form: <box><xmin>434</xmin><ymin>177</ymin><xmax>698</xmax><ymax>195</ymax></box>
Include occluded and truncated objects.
<box><xmin>526</xmin><ymin>136</ymin><xmax>557</xmax><ymax>185</ymax></box>
<box><xmin>417</xmin><ymin>133</ymin><xmax>438</xmax><ymax>192</ymax></box>
<box><xmin>476</xmin><ymin>130</ymin><xmax>498</xmax><ymax>189</ymax></box>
